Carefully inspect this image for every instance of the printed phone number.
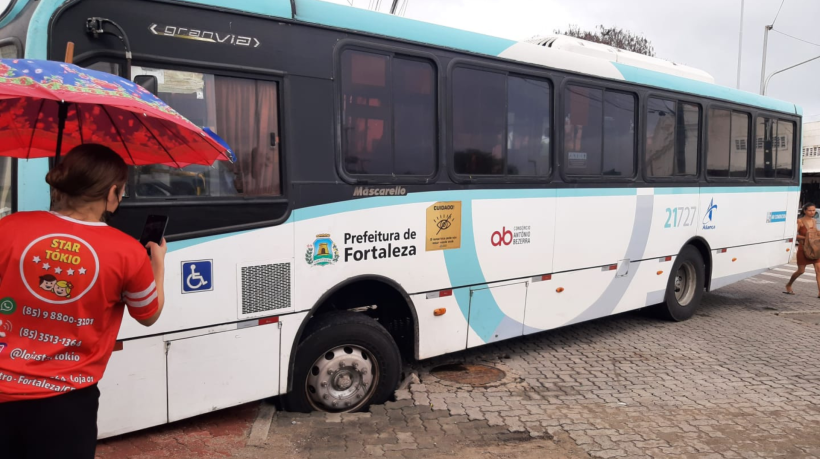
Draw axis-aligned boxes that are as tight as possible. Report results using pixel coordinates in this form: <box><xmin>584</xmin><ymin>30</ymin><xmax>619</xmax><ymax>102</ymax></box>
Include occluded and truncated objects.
<box><xmin>19</xmin><ymin>328</ymin><xmax>82</xmax><ymax>347</ymax></box>
<box><xmin>22</xmin><ymin>307</ymin><xmax>95</xmax><ymax>327</ymax></box>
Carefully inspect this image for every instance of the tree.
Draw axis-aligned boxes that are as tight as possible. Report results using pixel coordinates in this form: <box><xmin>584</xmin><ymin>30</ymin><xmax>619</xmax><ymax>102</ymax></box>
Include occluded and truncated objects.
<box><xmin>551</xmin><ymin>24</ymin><xmax>655</xmax><ymax>57</ymax></box>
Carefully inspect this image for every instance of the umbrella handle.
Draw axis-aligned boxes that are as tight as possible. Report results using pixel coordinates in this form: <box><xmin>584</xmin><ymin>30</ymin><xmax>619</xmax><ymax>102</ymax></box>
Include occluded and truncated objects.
<box><xmin>54</xmin><ymin>101</ymin><xmax>70</xmax><ymax>166</ymax></box>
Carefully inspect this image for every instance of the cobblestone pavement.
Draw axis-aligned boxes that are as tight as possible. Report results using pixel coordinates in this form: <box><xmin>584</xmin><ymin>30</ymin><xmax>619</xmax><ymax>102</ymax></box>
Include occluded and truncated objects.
<box><xmin>97</xmin><ymin>266</ymin><xmax>820</xmax><ymax>459</ymax></box>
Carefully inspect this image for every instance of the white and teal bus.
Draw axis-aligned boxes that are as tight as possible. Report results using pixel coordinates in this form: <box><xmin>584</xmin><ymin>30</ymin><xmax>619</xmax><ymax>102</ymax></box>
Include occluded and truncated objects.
<box><xmin>0</xmin><ymin>0</ymin><xmax>801</xmax><ymax>438</ymax></box>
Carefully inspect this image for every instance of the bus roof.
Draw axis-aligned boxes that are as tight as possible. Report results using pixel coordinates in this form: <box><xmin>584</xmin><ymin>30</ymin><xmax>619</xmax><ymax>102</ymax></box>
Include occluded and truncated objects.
<box><xmin>6</xmin><ymin>0</ymin><xmax>802</xmax><ymax>116</ymax></box>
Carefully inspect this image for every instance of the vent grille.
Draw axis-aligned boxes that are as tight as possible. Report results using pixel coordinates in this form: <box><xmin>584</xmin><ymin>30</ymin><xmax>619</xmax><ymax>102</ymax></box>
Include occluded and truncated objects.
<box><xmin>240</xmin><ymin>263</ymin><xmax>291</xmax><ymax>315</ymax></box>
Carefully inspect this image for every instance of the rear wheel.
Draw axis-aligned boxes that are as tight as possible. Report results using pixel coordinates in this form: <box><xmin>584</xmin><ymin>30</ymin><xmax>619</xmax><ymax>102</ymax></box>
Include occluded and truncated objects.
<box><xmin>654</xmin><ymin>246</ymin><xmax>705</xmax><ymax>321</ymax></box>
<box><xmin>282</xmin><ymin>311</ymin><xmax>401</xmax><ymax>413</ymax></box>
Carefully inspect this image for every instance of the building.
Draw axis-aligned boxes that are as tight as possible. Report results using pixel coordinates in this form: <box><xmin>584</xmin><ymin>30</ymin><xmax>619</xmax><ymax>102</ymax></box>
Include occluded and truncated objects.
<box><xmin>802</xmin><ymin>121</ymin><xmax>820</xmax><ymax>206</ymax></box>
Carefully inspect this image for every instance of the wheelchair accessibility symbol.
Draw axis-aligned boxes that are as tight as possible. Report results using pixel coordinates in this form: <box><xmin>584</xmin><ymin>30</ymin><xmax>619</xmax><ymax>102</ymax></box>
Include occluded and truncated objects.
<box><xmin>181</xmin><ymin>260</ymin><xmax>213</xmax><ymax>294</ymax></box>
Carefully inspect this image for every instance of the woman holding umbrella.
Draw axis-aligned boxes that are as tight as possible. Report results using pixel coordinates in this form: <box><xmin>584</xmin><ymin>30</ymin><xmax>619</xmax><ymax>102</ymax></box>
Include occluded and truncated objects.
<box><xmin>0</xmin><ymin>144</ymin><xmax>167</xmax><ymax>458</ymax></box>
<box><xmin>0</xmin><ymin>58</ymin><xmax>233</xmax><ymax>458</ymax></box>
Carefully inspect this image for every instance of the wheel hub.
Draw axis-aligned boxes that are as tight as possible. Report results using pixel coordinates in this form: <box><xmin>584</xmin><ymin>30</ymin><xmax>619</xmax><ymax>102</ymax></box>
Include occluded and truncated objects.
<box><xmin>306</xmin><ymin>345</ymin><xmax>376</xmax><ymax>412</ymax></box>
<box><xmin>674</xmin><ymin>262</ymin><xmax>696</xmax><ymax>306</ymax></box>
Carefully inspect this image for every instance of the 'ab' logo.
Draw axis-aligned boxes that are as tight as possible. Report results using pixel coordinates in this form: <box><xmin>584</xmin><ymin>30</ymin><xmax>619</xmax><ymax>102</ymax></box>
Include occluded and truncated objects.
<box><xmin>19</xmin><ymin>234</ymin><xmax>100</xmax><ymax>305</ymax></box>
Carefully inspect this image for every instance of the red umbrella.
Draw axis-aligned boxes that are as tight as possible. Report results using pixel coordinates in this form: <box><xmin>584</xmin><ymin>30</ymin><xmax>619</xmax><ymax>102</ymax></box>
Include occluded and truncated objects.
<box><xmin>0</xmin><ymin>58</ymin><xmax>234</xmax><ymax>167</ymax></box>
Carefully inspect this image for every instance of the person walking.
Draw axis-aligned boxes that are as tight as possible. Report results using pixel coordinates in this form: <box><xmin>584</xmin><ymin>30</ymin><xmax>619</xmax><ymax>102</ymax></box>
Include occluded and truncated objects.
<box><xmin>785</xmin><ymin>202</ymin><xmax>820</xmax><ymax>296</ymax></box>
<box><xmin>0</xmin><ymin>144</ymin><xmax>167</xmax><ymax>459</ymax></box>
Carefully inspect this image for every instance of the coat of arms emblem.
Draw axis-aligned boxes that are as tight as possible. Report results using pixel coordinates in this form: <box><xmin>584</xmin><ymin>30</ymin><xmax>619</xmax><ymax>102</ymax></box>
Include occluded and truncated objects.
<box><xmin>305</xmin><ymin>234</ymin><xmax>339</xmax><ymax>266</ymax></box>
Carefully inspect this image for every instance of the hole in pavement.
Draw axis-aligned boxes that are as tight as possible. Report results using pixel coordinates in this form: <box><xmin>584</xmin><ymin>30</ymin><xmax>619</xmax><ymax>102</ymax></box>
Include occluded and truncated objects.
<box><xmin>430</xmin><ymin>363</ymin><xmax>506</xmax><ymax>385</ymax></box>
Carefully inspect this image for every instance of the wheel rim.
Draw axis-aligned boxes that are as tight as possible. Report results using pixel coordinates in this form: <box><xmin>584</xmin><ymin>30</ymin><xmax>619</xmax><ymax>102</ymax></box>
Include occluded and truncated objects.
<box><xmin>305</xmin><ymin>344</ymin><xmax>379</xmax><ymax>412</ymax></box>
<box><xmin>674</xmin><ymin>261</ymin><xmax>697</xmax><ymax>306</ymax></box>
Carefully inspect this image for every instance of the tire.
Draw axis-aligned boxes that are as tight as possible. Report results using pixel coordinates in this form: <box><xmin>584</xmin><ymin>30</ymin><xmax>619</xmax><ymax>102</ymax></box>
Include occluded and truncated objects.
<box><xmin>282</xmin><ymin>311</ymin><xmax>402</xmax><ymax>413</ymax></box>
<box><xmin>654</xmin><ymin>246</ymin><xmax>705</xmax><ymax>322</ymax></box>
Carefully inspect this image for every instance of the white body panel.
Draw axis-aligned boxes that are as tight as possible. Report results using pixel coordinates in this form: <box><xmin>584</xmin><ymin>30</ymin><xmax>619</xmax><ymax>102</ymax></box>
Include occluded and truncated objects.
<box><xmin>97</xmin><ymin>336</ymin><xmax>167</xmax><ymax>439</ymax></box>
<box><xmin>166</xmin><ymin>323</ymin><xmax>280</xmax><ymax>422</ymax></box>
<box><xmin>96</xmin><ymin>186</ymin><xmax>798</xmax><ymax>438</ymax></box>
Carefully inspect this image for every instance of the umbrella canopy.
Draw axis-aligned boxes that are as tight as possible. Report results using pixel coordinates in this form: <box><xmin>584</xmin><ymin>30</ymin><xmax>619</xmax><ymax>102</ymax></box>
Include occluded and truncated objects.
<box><xmin>0</xmin><ymin>58</ymin><xmax>234</xmax><ymax>167</ymax></box>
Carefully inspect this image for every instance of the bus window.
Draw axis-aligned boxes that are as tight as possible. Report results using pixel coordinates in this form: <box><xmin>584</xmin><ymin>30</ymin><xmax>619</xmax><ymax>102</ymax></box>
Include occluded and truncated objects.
<box><xmin>755</xmin><ymin>117</ymin><xmax>793</xmax><ymax>179</ymax></box>
<box><xmin>564</xmin><ymin>86</ymin><xmax>602</xmax><ymax>176</ymax></box>
<box><xmin>646</xmin><ymin>98</ymin><xmax>700</xmax><ymax>178</ymax></box>
<box><xmin>340</xmin><ymin>50</ymin><xmax>436</xmax><ymax>177</ymax></box>
<box><xmin>602</xmin><ymin>91</ymin><xmax>635</xmax><ymax>177</ymax></box>
<box><xmin>563</xmin><ymin>86</ymin><xmax>635</xmax><ymax>178</ymax></box>
<box><xmin>776</xmin><ymin>120</ymin><xmax>794</xmax><ymax>179</ymax></box>
<box><xmin>132</xmin><ymin>69</ymin><xmax>281</xmax><ymax>198</ymax></box>
<box><xmin>708</xmin><ymin>109</ymin><xmax>749</xmax><ymax>178</ymax></box>
<box><xmin>0</xmin><ymin>157</ymin><xmax>11</xmax><ymax>218</ymax></box>
<box><xmin>453</xmin><ymin>68</ymin><xmax>551</xmax><ymax>177</ymax></box>
<box><xmin>730</xmin><ymin>112</ymin><xmax>750</xmax><ymax>177</ymax></box>
<box><xmin>452</xmin><ymin>67</ymin><xmax>506</xmax><ymax>175</ymax></box>
<box><xmin>507</xmin><ymin>76</ymin><xmax>551</xmax><ymax>176</ymax></box>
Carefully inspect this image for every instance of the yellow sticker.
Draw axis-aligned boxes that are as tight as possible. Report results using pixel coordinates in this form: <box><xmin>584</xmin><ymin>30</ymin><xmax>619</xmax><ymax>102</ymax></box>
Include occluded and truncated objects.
<box><xmin>426</xmin><ymin>201</ymin><xmax>461</xmax><ymax>251</ymax></box>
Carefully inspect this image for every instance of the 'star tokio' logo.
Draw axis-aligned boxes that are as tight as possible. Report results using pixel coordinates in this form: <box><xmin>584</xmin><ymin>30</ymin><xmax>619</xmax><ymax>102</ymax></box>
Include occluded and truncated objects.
<box><xmin>19</xmin><ymin>234</ymin><xmax>100</xmax><ymax>304</ymax></box>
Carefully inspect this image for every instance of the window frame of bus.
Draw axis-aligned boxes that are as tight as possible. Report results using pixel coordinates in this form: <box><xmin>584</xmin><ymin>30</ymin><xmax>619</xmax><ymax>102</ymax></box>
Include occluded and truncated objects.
<box><xmin>80</xmin><ymin>57</ymin><xmax>288</xmax><ymax>207</ymax></box>
<box><xmin>0</xmin><ymin>36</ymin><xmax>22</xmax><ymax>58</ymax></box>
<box><xmin>333</xmin><ymin>40</ymin><xmax>441</xmax><ymax>185</ymax></box>
<box><xmin>559</xmin><ymin>78</ymin><xmax>638</xmax><ymax>183</ymax></box>
<box><xmin>642</xmin><ymin>92</ymin><xmax>703</xmax><ymax>183</ymax></box>
<box><xmin>704</xmin><ymin>103</ymin><xmax>752</xmax><ymax>182</ymax></box>
<box><xmin>446</xmin><ymin>58</ymin><xmax>554</xmax><ymax>184</ymax></box>
<box><xmin>753</xmin><ymin>112</ymin><xmax>798</xmax><ymax>183</ymax></box>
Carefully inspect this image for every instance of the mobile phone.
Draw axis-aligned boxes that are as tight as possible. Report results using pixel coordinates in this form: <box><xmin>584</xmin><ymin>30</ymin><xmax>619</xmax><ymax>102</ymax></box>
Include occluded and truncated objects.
<box><xmin>139</xmin><ymin>215</ymin><xmax>168</xmax><ymax>256</ymax></box>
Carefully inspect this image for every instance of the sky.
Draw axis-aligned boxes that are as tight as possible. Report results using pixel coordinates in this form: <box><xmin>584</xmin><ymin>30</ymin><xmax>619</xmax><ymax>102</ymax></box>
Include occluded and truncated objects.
<box><xmin>328</xmin><ymin>0</ymin><xmax>820</xmax><ymax>123</ymax></box>
<box><xmin>2</xmin><ymin>0</ymin><xmax>817</xmax><ymax>120</ymax></box>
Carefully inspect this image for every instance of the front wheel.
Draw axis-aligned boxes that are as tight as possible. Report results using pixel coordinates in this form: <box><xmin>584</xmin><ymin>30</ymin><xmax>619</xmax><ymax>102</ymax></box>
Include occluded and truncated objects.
<box><xmin>282</xmin><ymin>311</ymin><xmax>402</xmax><ymax>413</ymax></box>
<box><xmin>654</xmin><ymin>246</ymin><xmax>705</xmax><ymax>322</ymax></box>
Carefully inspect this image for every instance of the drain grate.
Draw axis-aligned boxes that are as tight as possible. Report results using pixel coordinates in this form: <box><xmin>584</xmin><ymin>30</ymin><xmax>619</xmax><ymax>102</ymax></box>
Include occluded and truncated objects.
<box><xmin>430</xmin><ymin>364</ymin><xmax>505</xmax><ymax>385</ymax></box>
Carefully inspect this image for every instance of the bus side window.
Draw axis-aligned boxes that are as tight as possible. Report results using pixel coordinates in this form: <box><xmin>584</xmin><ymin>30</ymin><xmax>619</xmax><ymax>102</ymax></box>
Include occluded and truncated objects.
<box><xmin>452</xmin><ymin>68</ymin><xmax>551</xmax><ymax>178</ymax></box>
<box><xmin>646</xmin><ymin>98</ymin><xmax>700</xmax><ymax>178</ymax></box>
<box><xmin>563</xmin><ymin>85</ymin><xmax>635</xmax><ymax>178</ymax></box>
<box><xmin>707</xmin><ymin>109</ymin><xmax>749</xmax><ymax>179</ymax></box>
<box><xmin>755</xmin><ymin>116</ymin><xmax>794</xmax><ymax>179</ymax></box>
<box><xmin>340</xmin><ymin>49</ymin><xmax>436</xmax><ymax>178</ymax></box>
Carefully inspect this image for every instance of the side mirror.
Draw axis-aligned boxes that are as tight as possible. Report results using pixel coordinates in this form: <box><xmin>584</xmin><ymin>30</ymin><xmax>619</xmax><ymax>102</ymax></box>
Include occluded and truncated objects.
<box><xmin>134</xmin><ymin>75</ymin><xmax>158</xmax><ymax>96</ymax></box>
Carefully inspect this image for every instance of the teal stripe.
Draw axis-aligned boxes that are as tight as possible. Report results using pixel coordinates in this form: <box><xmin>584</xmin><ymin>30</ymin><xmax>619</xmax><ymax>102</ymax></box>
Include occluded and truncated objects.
<box><xmin>293</xmin><ymin>189</ymin><xmax>555</xmax><ymax>222</ymax></box>
<box><xmin>157</xmin><ymin>183</ymin><xmax>801</xmax><ymax>254</ymax></box>
<box><xmin>0</xmin><ymin>0</ymin><xmax>30</xmax><ymax>29</ymax></box>
<box><xmin>702</xmin><ymin>186</ymin><xmax>798</xmax><ymax>194</ymax></box>
<box><xmin>295</xmin><ymin>0</ymin><xmax>516</xmax><ymax>56</ymax></box>
<box><xmin>613</xmin><ymin>62</ymin><xmax>797</xmax><ymax>115</ymax></box>
<box><xmin>654</xmin><ymin>187</ymin><xmax>696</xmax><ymax>195</ymax></box>
<box><xmin>18</xmin><ymin>0</ymin><xmax>64</xmax><ymax>212</ymax></box>
<box><xmin>192</xmin><ymin>0</ymin><xmax>292</xmax><ymax>18</ymax></box>
<box><xmin>167</xmin><ymin>230</ymin><xmax>256</xmax><ymax>252</ymax></box>
<box><xmin>17</xmin><ymin>159</ymin><xmax>49</xmax><ymax>212</ymax></box>
<box><xmin>557</xmin><ymin>188</ymin><xmax>635</xmax><ymax>197</ymax></box>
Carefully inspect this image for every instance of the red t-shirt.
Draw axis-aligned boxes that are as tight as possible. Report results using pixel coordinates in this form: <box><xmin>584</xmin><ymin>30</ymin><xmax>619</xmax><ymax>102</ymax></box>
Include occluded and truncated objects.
<box><xmin>0</xmin><ymin>211</ymin><xmax>159</xmax><ymax>402</ymax></box>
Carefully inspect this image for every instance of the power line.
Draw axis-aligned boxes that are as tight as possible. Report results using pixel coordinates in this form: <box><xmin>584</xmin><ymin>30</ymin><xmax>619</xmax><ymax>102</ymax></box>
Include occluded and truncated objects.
<box><xmin>772</xmin><ymin>29</ymin><xmax>820</xmax><ymax>48</ymax></box>
<box><xmin>772</xmin><ymin>0</ymin><xmax>786</xmax><ymax>27</ymax></box>
<box><xmin>400</xmin><ymin>0</ymin><xmax>409</xmax><ymax>16</ymax></box>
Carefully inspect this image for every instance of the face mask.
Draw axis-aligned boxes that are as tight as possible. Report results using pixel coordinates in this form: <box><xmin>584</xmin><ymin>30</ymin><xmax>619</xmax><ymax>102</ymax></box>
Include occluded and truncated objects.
<box><xmin>100</xmin><ymin>187</ymin><xmax>123</xmax><ymax>223</ymax></box>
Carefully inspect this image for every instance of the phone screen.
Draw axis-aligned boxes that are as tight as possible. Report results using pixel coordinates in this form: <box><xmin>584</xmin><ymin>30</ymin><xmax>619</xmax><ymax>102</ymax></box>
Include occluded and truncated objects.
<box><xmin>139</xmin><ymin>215</ymin><xmax>169</xmax><ymax>249</ymax></box>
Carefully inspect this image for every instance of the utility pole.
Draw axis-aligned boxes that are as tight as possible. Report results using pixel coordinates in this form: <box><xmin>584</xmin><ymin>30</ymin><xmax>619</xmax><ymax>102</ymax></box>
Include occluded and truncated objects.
<box><xmin>736</xmin><ymin>0</ymin><xmax>744</xmax><ymax>89</ymax></box>
<box><xmin>763</xmin><ymin>53</ymin><xmax>820</xmax><ymax>95</ymax></box>
<box><xmin>759</xmin><ymin>24</ymin><xmax>772</xmax><ymax>94</ymax></box>
<box><xmin>389</xmin><ymin>0</ymin><xmax>399</xmax><ymax>14</ymax></box>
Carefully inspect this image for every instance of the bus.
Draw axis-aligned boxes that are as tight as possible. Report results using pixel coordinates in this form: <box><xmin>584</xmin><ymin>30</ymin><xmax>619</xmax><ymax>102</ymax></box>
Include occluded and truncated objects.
<box><xmin>0</xmin><ymin>0</ymin><xmax>801</xmax><ymax>438</ymax></box>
